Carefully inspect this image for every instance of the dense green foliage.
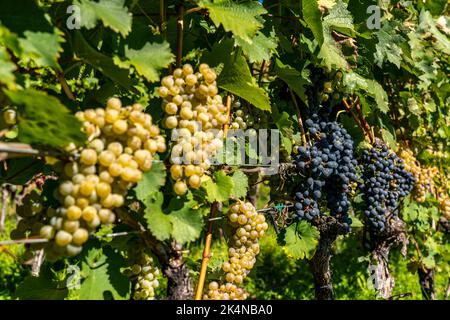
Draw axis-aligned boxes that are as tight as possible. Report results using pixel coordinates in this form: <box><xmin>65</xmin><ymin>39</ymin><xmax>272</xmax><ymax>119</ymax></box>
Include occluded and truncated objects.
<box><xmin>0</xmin><ymin>0</ymin><xmax>448</xmax><ymax>300</ymax></box>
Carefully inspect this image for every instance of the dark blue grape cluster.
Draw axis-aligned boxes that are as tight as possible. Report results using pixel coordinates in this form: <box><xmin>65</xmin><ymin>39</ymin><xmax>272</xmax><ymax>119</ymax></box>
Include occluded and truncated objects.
<box><xmin>292</xmin><ymin>113</ymin><xmax>358</xmax><ymax>231</ymax></box>
<box><xmin>360</xmin><ymin>140</ymin><xmax>415</xmax><ymax>232</ymax></box>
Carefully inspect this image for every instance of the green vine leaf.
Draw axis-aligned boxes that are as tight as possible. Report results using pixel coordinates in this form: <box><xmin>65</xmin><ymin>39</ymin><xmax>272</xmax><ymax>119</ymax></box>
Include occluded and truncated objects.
<box><xmin>205</xmin><ymin>40</ymin><xmax>271</xmax><ymax>111</ymax></box>
<box><xmin>71</xmin><ymin>31</ymin><xmax>133</xmax><ymax>90</ymax></box>
<box><xmin>199</xmin><ymin>0</ymin><xmax>266</xmax><ymax>43</ymax></box>
<box><xmin>203</xmin><ymin>170</ymin><xmax>234</xmax><ymax>202</ymax></box>
<box><xmin>374</xmin><ymin>22</ymin><xmax>404</xmax><ymax>68</ymax></box>
<box><xmin>230</xmin><ymin>170</ymin><xmax>249</xmax><ymax>199</ymax></box>
<box><xmin>279</xmin><ymin>221</ymin><xmax>320</xmax><ymax>260</ymax></box>
<box><xmin>318</xmin><ymin>0</ymin><xmax>354</xmax><ymax>70</ymax></box>
<box><xmin>79</xmin><ymin>245</ymin><xmax>130</xmax><ymax>300</ymax></box>
<box><xmin>302</xmin><ymin>0</ymin><xmax>324</xmax><ymax>45</ymax></box>
<box><xmin>274</xmin><ymin>59</ymin><xmax>310</xmax><ymax>104</ymax></box>
<box><xmin>134</xmin><ymin>162</ymin><xmax>166</xmax><ymax>203</ymax></box>
<box><xmin>19</xmin><ymin>29</ymin><xmax>64</xmax><ymax>70</ymax></box>
<box><xmin>75</xmin><ymin>0</ymin><xmax>132</xmax><ymax>37</ymax></box>
<box><xmin>4</xmin><ymin>89</ymin><xmax>85</xmax><ymax>148</ymax></box>
<box><xmin>15</xmin><ymin>267</ymin><xmax>68</xmax><ymax>300</ymax></box>
<box><xmin>121</xmin><ymin>42</ymin><xmax>175</xmax><ymax>82</ymax></box>
<box><xmin>144</xmin><ymin>191</ymin><xmax>172</xmax><ymax>241</ymax></box>
<box><xmin>0</xmin><ymin>47</ymin><xmax>16</xmax><ymax>87</ymax></box>
<box><xmin>235</xmin><ymin>30</ymin><xmax>278</xmax><ymax>63</ymax></box>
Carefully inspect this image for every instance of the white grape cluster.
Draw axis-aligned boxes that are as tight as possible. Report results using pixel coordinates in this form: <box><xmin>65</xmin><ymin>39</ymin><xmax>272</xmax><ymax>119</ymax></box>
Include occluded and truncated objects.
<box><xmin>38</xmin><ymin>97</ymin><xmax>166</xmax><ymax>261</ymax></box>
<box><xmin>127</xmin><ymin>251</ymin><xmax>160</xmax><ymax>300</ymax></box>
<box><xmin>10</xmin><ymin>190</ymin><xmax>45</xmax><ymax>241</ymax></box>
<box><xmin>157</xmin><ymin>63</ymin><xmax>228</xmax><ymax>196</ymax></box>
<box><xmin>400</xmin><ymin>148</ymin><xmax>438</xmax><ymax>202</ymax></box>
<box><xmin>204</xmin><ymin>201</ymin><xmax>268</xmax><ymax>300</ymax></box>
<box><xmin>437</xmin><ymin>174</ymin><xmax>450</xmax><ymax>219</ymax></box>
<box><xmin>440</xmin><ymin>194</ymin><xmax>450</xmax><ymax>219</ymax></box>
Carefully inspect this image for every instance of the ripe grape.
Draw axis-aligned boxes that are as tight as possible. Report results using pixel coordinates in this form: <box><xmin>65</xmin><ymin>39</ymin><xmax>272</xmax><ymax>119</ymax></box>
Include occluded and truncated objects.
<box><xmin>125</xmin><ymin>249</ymin><xmax>161</xmax><ymax>300</ymax></box>
<box><xmin>29</xmin><ymin>97</ymin><xmax>166</xmax><ymax>260</ymax></box>
<box><xmin>292</xmin><ymin>113</ymin><xmax>358</xmax><ymax>231</ymax></box>
<box><xmin>204</xmin><ymin>201</ymin><xmax>266</xmax><ymax>300</ymax></box>
<box><xmin>360</xmin><ymin>139</ymin><xmax>415</xmax><ymax>232</ymax></box>
<box><xmin>158</xmin><ymin>63</ymin><xmax>228</xmax><ymax>196</ymax></box>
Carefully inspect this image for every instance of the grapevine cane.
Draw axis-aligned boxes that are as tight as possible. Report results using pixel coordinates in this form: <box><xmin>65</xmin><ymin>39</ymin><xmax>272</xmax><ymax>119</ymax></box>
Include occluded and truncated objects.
<box><xmin>194</xmin><ymin>95</ymin><xmax>232</xmax><ymax>300</ymax></box>
<box><xmin>176</xmin><ymin>2</ymin><xmax>184</xmax><ymax>68</ymax></box>
<box><xmin>342</xmin><ymin>98</ymin><xmax>372</xmax><ymax>143</ymax></box>
<box><xmin>289</xmin><ymin>89</ymin><xmax>307</xmax><ymax>148</ymax></box>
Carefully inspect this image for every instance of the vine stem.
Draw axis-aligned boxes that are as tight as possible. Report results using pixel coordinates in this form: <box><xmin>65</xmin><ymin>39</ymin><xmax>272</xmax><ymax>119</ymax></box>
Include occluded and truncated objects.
<box><xmin>258</xmin><ymin>60</ymin><xmax>266</xmax><ymax>86</ymax></box>
<box><xmin>194</xmin><ymin>95</ymin><xmax>232</xmax><ymax>300</ymax></box>
<box><xmin>0</xmin><ymin>142</ymin><xmax>66</xmax><ymax>160</ymax></box>
<box><xmin>194</xmin><ymin>202</ymin><xmax>219</xmax><ymax>300</ymax></box>
<box><xmin>185</xmin><ymin>7</ymin><xmax>202</xmax><ymax>15</ymax></box>
<box><xmin>0</xmin><ymin>188</ymin><xmax>8</xmax><ymax>234</ymax></box>
<box><xmin>342</xmin><ymin>98</ymin><xmax>373</xmax><ymax>144</ymax></box>
<box><xmin>56</xmin><ymin>71</ymin><xmax>75</xmax><ymax>101</ymax></box>
<box><xmin>223</xmin><ymin>95</ymin><xmax>232</xmax><ymax>137</ymax></box>
<box><xmin>176</xmin><ymin>2</ymin><xmax>185</xmax><ymax>68</ymax></box>
<box><xmin>289</xmin><ymin>88</ymin><xmax>307</xmax><ymax>148</ymax></box>
<box><xmin>160</xmin><ymin>0</ymin><xmax>166</xmax><ymax>37</ymax></box>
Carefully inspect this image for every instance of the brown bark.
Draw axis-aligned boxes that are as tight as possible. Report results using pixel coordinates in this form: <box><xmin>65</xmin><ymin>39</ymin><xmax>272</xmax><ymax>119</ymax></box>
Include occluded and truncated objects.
<box><xmin>156</xmin><ymin>241</ymin><xmax>194</xmax><ymax>300</ymax></box>
<box><xmin>309</xmin><ymin>216</ymin><xmax>347</xmax><ymax>300</ymax></box>
<box><xmin>418</xmin><ymin>267</ymin><xmax>435</xmax><ymax>300</ymax></box>
<box><xmin>370</xmin><ymin>217</ymin><xmax>407</xmax><ymax>299</ymax></box>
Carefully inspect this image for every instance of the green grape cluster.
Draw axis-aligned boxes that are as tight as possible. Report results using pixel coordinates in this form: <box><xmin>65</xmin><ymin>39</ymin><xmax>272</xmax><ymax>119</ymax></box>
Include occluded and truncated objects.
<box><xmin>2</xmin><ymin>108</ymin><xmax>17</xmax><ymax>126</ymax></box>
<box><xmin>320</xmin><ymin>71</ymin><xmax>344</xmax><ymax>103</ymax></box>
<box><xmin>229</xmin><ymin>99</ymin><xmax>266</xmax><ymax>131</ymax></box>
<box><xmin>158</xmin><ymin>63</ymin><xmax>228</xmax><ymax>196</ymax></box>
<box><xmin>204</xmin><ymin>201</ymin><xmax>268</xmax><ymax>300</ymax></box>
<box><xmin>10</xmin><ymin>190</ymin><xmax>45</xmax><ymax>241</ymax></box>
<box><xmin>125</xmin><ymin>249</ymin><xmax>160</xmax><ymax>300</ymax></box>
<box><xmin>36</xmin><ymin>97</ymin><xmax>165</xmax><ymax>261</ymax></box>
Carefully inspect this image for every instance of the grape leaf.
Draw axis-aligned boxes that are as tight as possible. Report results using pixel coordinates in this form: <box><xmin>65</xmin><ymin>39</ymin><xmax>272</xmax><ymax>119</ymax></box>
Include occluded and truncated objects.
<box><xmin>0</xmin><ymin>1</ymin><xmax>52</xmax><ymax>36</ymax></box>
<box><xmin>75</xmin><ymin>0</ymin><xmax>132</xmax><ymax>37</ymax></box>
<box><xmin>318</xmin><ymin>0</ymin><xmax>354</xmax><ymax>70</ymax></box>
<box><xmin>274</xmin><ymin>110</ymin><xmax>294</xmax><ymax>154</ymax></box>
<box><xmin>134</xmin><ymin>162</ymin><xmax>166</xmax><ymax>203</ymax></box>
<box><xmin>121</xmin><ymin>42</ymin><xmax>174</xmax><ymax>82</ymax></box>
<box><xmin>169</xmin><ymin>199</ymin><xmax>204</xmax><ymax>244</ymax></box>
<box><xmin>4</xmin><ymin>89</ymin><xmax>85</xmax><ymax>148</ymax></box>
<box><xmin>216</xmin><ymin>46</ymin><xmax>271</xmax><ymax>111</ymax></box>
<box><xmin>144</xmin><ymin>192</ymin><xmax>204</xmax><ymax>244</ymax></box>
<box><xmin>79</xmin><ymin>245</ymin><xmax>130</xmax><ymax>300</ymax></box>
<box><xmin>279</xmin><ymin>221</ymin><xmax>319</xmax><ymax>260</ymax></box>
<box><xmin>71</xmin><ymin>31</ymin><xmax>133</xmax><ymax>90</ymax></box>
<box><xmin>302</xmin><ymin>0</ymin><xmax>324</xmax><ymax>45</ymax></box>
<box><xmin>0</xmin><ymin>47</ymin><xmax>16</xmax><ymax>87</ymax></box>
<box><xmin>343</xmin><ymin>72</ymin><xmax>389</xmax><ymax>113</ymax></box>
<box><xmin>381</xmin><ymin>128</ymin><xmax>397</xmax><ymax>151</ymax></box>
<box><xmin>15</xmin><ymin>267</ymin><xmax>68</xmax><ymax>300</ymax></box>
<box><xmin>235</xmin><ymin>30</ymin><xmax>278</xmax><ymax>63</ymax></box>
<box><xmin>0</xmin><ymin>157</ymin><xmax>45</xmax><ymax>185</ymax></box>
<box><xmin>144</xmin><ymin>191</ymin><xmax>172</xmax><ymax>241</ymax></box>
<box><xmin>230</xmin><ymin>170</ymin><xmax>248</xmax><ymax>199</ymax></box>
<box><xmin>374</xmin><ymin>22</ymin><xmax>404</xmax><ymax>68</ymax></box>
<box><xmin>19</xmin><ymin>29</ymin><xmax>63</xmax><ymax>70</ymax></box>
<box><xmin>199</xmin><ymin>0</ymin><xmax>266</xmax><ymax>43</ymax></box>
<box><xmin>418</xmin><ymin>10</ymin><xmax>450</xmax><ymax>56</ymax></box>
<box><xmin>274</xmin><ymin>59</ymin><xmax>310</xmax><ymax>104</ymax></box>
<box><xmin>367</xmin><ymin>80</ymin><xmax>389</xmax><ymax>113</ymax></box>
<box><xmin>203</xmin><ymin>170</ymin><xmax>234</xmax><ymax>202</ymax></box>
